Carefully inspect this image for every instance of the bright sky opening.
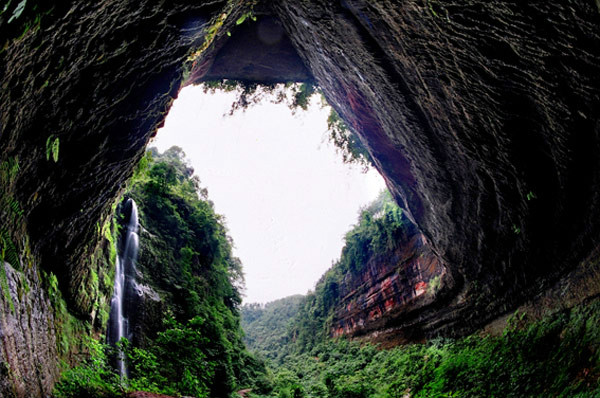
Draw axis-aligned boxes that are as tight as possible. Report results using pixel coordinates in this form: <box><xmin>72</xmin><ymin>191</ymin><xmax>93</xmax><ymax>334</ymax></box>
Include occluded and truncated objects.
<box><xmin>152</xmin><ymin>85</ymin><xmax>386</xmax><ymax>304</ymax></box>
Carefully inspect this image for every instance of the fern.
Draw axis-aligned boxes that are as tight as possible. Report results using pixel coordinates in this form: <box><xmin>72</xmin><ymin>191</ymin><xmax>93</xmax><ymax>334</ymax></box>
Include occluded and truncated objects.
<box><xmin>46</xmin><ymin>135</ymin><xmax>60</xmax><ymax>162</ymax></box>
<box><xmin>0</xmin><ymin>262</ymin><xmax>15</xmax><ymax>314</ymax></box>
<box><xmin>8</xmin><ymin>198</ymin><xmax>23</xmax><ymax>218</ymax></box>
<box><xmin>0</xmin><ymin>157</ymin><xmax>19</xmax><ymax>183</ymax></box>
<box><xmin>0</xmin><ymin>229</ymin><xmax>19</xmax><ymax>269</ymax></box>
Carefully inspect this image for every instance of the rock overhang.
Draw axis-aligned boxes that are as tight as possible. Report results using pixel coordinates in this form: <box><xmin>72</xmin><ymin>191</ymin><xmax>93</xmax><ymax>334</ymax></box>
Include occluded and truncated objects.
<box><xmin>189</xmin><ymin>14</ymin><xmax>314</xmax><ymax>85</ymax></box>
<box><xmin>0</xmin><ymin>0</ymin><xmax>599</xmax><ymax>343</ymax></box>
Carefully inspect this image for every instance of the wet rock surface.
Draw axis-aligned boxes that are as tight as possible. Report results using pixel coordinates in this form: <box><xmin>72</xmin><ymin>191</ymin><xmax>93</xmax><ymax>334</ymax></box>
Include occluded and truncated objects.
<box><xmin>128</xmin><ymin>280</ymin><xmax>163</xmax><ymax>349</ymax></box>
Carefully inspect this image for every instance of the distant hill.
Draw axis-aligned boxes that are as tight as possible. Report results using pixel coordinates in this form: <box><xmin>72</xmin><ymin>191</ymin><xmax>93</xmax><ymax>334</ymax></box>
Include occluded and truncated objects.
<box><xmin>241</xmin><ymin>295</ymin><xmax>305</xmax><ymax>364</ymax></box>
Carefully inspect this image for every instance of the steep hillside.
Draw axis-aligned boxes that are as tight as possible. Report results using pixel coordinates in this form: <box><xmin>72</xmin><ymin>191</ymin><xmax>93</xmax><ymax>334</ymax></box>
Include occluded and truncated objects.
<box><xmin>241</xmin><ymin>295</ymin><xmax>304</xmax><ymax>364</ymax></box>
<box><xmin>53</xmin><ymin>147</ymin><xmax>265</xmax><ymax>398</ymax></box>
<box><xmin>261</xmin><ymin>300</ymin><xmax>600</xmax><ymax>398</ymax></box>
<box><xmin>241</xmin><ymin>193</ymin><xmax>600</xmax><ymax>398</ymax></box>
<box><xmin>289</xmin><ymin>191</ymin><xmax>445</xmax><ymax>350</ymax></box>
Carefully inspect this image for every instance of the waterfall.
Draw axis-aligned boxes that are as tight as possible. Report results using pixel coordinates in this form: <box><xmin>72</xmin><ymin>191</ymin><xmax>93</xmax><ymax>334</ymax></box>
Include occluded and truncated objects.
<box><xmin>107</xmin><ymin>198</ymin><xmax>139</xmax><ymax>378</ymax></box>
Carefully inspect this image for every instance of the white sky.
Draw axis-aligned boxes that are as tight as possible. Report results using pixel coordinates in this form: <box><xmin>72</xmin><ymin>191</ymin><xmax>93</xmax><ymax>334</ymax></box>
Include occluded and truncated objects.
<box><xmin>152</xmin><ymin>85</ymin><xmax>386</xmax><ymax>304</ymax></box>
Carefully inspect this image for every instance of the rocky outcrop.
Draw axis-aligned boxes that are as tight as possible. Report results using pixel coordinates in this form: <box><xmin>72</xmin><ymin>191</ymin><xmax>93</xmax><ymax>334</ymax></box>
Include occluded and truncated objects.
<box><xmin>331</xmin><ymin>230</ymin><xmax>446</xmax><ymax>344</ymax></box>
<box><xmin>0</xmin><ymin>262</ymin><xmax>58</xmax><ymax>398</ymax></box>
<box><xmin>197</xmin><ymin>15</ymin><xmax>313</xmax><ymax>84</ymax></box>
<box><xmin>1</xmin><ymin>1</ymin><xmax>600</xmax><ymax>395</ymax></box>
<box><xmin>128</xmin><ymin>280</ymin><xmax>162</xmax><ymax>348</ymax></box>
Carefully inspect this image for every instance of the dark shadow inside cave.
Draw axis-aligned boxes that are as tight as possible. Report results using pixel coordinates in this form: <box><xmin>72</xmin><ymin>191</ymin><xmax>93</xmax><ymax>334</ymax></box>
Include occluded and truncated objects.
<box><xmin>188</xmin><ymin>15</ymin><xmax>313</xmax><ymax>86</ymax></box>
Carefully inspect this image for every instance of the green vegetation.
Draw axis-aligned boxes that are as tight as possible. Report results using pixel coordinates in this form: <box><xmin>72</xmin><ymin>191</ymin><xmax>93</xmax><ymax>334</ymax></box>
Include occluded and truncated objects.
<box><xmin>239</xmin><ymin>190</ymin><xmax>600</xmax><ymax>398</ymax></box>
<box><xmin>71</xmin><ymin>205</ymin><xmax>117</xmax><ymax>332</ymax></box>
<box><xmin>0</xmin><ymin>0</ymin><xmax>51</xmax><ymax>53</ymax></box>
<box><xmin>0</xmin><ymin>228</ymin><xmax>19</xmax><ymax>270</ymax></box>
<box><xmin>242</xmin><ymin>297</ymin><xmax>600</xmax><ymax>398</ymax></box>
<box><xmin>236</xmin><ymin>9</ymin><xmax>257</xmax><ymax>26</ymax></box>
<box><xmin>187</xmin><ymin>11</ymin><xmax>229</xmax><ymax>62</ymax></box>
<box><xmin>44</xmin><ymin>270</ymin><xmax>89</xmax><ymax>356</ymax></box>
<box><xmin>326</xmin><ymin>107</ymin><xmax>372</xmax><ymax>169</ymax></box>
<box><xmin>0</xmin><ymin>155</ymin><xmax>25</xmax><ymax>315</ymax></box>
<box><xmin>53</xmin><ymin>338</ymin><xmax>121</xmax><ymax>398</ymax></box>
<box><xmin>288</xmin><ymin>191</ymin><xmax>406</xmax><ymax>352</ymax></box>
<box><xmin>186</xmin><ymin>0</ymin><xmax>254</xmax><ymax>63</ymax></box>
<box><xmin>1</xmin><ymin>151</ymin><xmax>96</xmax><ymax>366</ymax></box>
<box><xmin>0</xmin><ymin>156</ymin><xmax>24</xmax><ymax>269</ymax></box>
<box><xmin>50</xmin><ymin>137</ymin><xmax>600</xmax><ymax>398</ymax></box>
<box><xmin>0</xmin><ymin>261</ymin><xmax>14</xmax><ymax>313</ymax></box>
<box><xmin>0</xmin><ymin>156</ymin><xmax>20</xmax><ymax>184</ymax></box>
<box><xmin>6</xmin><ymin>0</ymin><xmax>27</xmax><ymax>23</ymax></box>
<box><xmin>201</xmin><ymin>80</ymin><xmax>315</xmax><ymax>115</ymax></box>
<box><xmin>55</xmin><ymin>147</ymin><xmax>266</xmax><ymax>398</ymax></box>
<box><xmin>46</xmin><ymin>135</ymin><xmax>60</xmax><ymax>162</ymax></box>
<box><xmin>128</xmin><ymin>146</ymin><xmax>262</xmax><ymax>396</ymax></box>
<box><xmin>242</xmin><ymin>295</ymin><xmax>305</xmax><ymax>364</ymax></box>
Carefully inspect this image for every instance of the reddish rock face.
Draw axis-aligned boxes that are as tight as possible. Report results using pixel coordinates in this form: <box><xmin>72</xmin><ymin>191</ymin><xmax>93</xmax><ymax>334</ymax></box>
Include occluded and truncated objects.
<box><xmin>331</xmin><ymin>232</ymin><xmax>446</xmax><ymax>342</ymax></box>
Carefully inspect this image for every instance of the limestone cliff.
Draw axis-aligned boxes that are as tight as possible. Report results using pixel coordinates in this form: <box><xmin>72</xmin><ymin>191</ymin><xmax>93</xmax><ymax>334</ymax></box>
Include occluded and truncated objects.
<box><xmin>331</xmin><ymin>230</ymin><xmax>445</xmax><ymax>345</ymax></box>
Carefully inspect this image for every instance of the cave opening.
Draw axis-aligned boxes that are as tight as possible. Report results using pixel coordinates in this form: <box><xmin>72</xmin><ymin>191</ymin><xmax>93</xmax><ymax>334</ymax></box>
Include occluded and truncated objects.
<box><xmin>149</xmin><ymin>82</ymin><xmax>386</xmax><ymax>304</ymax></box>
<box><xmin>2</xmin><ymin>1</ymin><xmax>600</xmax><ymax>397</ymax></box>
<box><xmin>143</xmin><ymin>13</ymin><xmax>392</xmax><ymax>304</ymax></box>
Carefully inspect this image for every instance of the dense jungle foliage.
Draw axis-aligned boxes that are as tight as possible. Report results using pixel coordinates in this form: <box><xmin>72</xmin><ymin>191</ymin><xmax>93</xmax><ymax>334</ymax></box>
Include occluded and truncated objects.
<box><xmin>241</xmin><ymin>295</ymin><xmax>305</xmax><ymax>364</ymax></box>
<box><xmin>54</xmin><ymin>147</ymin><xmax>266</xmax><ymax>398</ymax></box>
<box><xmin>243</xmin><ymin>291</ymin><xmax>600</xmax><ymax>398</ymax></box>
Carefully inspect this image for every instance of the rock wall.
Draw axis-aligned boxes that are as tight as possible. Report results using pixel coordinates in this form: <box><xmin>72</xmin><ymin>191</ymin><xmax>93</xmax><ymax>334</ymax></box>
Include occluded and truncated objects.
<box><xmin>331</xmin><ymin>228</ymin><xmax>446</xmax><ymax>345</ymax></box>
<box><xmin>272</xmin><ymin>0</ymin><xmax>600</xmax><ymax>334</ymax></box>
<box><xmin>0</xmin><ymin>229</ymin><xmax>114</xmax><ymax>397</ymax></box>
<box><xmin>199</xmin><ymin>15</ymin><xmax>313</xmax><ymax>84</ymax></box>
<box><xmin>0</xmin><ymin>1</ymin><xmax>232</xmax><ymax>316</ymax></box>
<box><xmin>0</xmin><ymin>261</ymin><xmax>58</xmax><ymax>398</ymax></box>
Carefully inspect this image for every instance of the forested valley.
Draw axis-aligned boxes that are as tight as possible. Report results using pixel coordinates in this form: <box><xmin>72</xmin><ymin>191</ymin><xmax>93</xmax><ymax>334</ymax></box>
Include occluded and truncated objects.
<box><xmin>50</xmin><ymin>147</ymin><xmax>600</xmax><ymax>398</ymax></box>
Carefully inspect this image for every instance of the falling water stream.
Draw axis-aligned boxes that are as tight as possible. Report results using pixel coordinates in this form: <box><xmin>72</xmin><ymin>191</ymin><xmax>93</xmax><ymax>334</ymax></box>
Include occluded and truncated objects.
<box><xmin>107</xmin><ymin>198</ymin><xmax>139</xmax><ymax>378</ymax></box>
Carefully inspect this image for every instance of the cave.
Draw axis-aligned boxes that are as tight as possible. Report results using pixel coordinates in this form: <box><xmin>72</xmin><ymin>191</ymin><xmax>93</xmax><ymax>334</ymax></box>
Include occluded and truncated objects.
<box><xmin>1</xmin><ymin>1</ymin><xmax>600</xmax><ymax>396</ymax></box>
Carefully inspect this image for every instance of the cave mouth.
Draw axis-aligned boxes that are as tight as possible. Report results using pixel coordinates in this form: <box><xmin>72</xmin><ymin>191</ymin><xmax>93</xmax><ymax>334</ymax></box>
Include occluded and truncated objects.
<box><xmin>150</xmin><ymin>82</ymin><xmax>386</xmax><ymax>304</ymax></box>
